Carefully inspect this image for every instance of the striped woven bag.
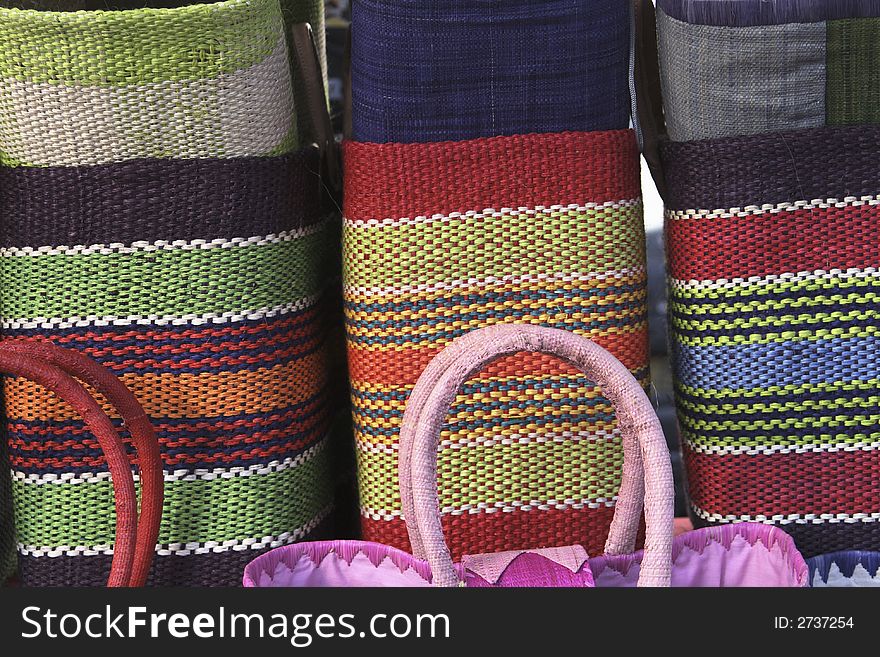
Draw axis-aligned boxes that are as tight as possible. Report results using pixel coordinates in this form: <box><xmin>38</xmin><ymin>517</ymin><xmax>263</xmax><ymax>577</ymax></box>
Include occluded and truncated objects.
<box><xmin>643</xmin><ymin>0</ymin><xmax>880</xmax><ymax>557</ymax></box>
<box><xmin>343</xmin><ymin>0</ymin><xmax>649</xmax><ymax>558</ymax></box>
<box><xmin>0</xmin><ymin>0</ymin><xmax>340</xmax><ymax>586</ymax></box>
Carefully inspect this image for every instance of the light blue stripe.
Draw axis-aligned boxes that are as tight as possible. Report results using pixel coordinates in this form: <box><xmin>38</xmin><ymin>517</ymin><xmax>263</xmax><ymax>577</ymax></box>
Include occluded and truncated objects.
<box><xmin>673</xmin><ymin>337</ymin><xmax>879</xmax><ymax>389</ymax></box>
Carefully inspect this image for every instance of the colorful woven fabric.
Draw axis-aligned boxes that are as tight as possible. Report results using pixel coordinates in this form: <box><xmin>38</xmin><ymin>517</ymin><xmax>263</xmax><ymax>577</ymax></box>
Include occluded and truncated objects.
<box><xmin>662</xmin><ymin>125</ymin><xmax>880</xmax><ymax>557</ymax></box>
<box><xmin>827</xmin><ymin>18</ymin><xmax>880</xmax><ymax>126</ymax></box>
<box><xmin>343</xmin><ymin>130</ymin><xmax>648</xmax><ymax>558</ymax></box>
<box><xmin>0</xmin><ymin>1</ymin><xmax>338</xmax><ymax>586</ymax></box>
<box><xmin>656</xmin><ymin>7</ymin><xmax>826</xmax><ymax>142</ymax></box>
<box><xmin>656</xmin><ymin>1</ymin><xmax>880</xmax><ymax>139</ymax></box>
<box><xmin>0</xmin><ymin>0</ymin><xmax>298</xmax><ymax>167</ymax></box>
<box><xmin>350</xmin><ymin>0</ymin><xmax>631</xmax><ymax>143</ymax></box>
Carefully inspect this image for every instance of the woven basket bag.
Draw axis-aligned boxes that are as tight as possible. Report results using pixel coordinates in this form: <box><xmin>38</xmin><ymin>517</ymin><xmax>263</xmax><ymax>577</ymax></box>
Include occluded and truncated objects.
<box><xmin>640</xmin><ymin>0</ymin><xmax>880</xmax><ymax>557</ymax></box>
<box><xmin>0</xmin><ymin>0</ymin><xmax>340</xmax><ymax>586</ymax></box>
<box><xmin>244</xmin><ymin>325</ymin><xmax>807</xmax><ymax>588</ymax></box>
<box><xmin>343</xmin><ymin>1</ymin><xmax>648</xmax><ymax>559</ymax></box>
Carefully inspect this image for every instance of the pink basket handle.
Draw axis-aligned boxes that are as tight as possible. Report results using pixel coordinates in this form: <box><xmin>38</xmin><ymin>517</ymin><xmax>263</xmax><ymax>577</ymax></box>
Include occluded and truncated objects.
<box><xmin>398</xmin><ymin>324</ymin><xmax>673</xmax><ymax>587</ymax></box>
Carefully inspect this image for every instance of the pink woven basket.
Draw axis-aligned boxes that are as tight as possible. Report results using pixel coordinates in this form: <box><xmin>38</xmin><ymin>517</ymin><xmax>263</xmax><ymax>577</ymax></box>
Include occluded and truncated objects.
<box><xmin>243</xmin><ymin>325</ymin><xmax>808</xmax><ymax>588</ymax></box>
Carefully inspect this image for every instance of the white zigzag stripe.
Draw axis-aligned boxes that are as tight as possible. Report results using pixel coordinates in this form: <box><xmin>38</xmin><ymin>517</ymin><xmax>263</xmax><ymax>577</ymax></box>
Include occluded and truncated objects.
<box><xmin>690</xmin><ymin>505</ymin><xmax>880</xmax><ymax>525</ymax></box>
<box><xmin>12</xmin><ymin>437</ymin><xmax>329</xmax><ymax>485</ymax></box>
<box><xmin>18</xmin><ymin>506</ymin><xmax>333</xmax><ymax>558</ymax></box>
<box><xmin>360</xmin><ymin>498</ymin><xmax>618</xmax><ymax>521</ymax></box>
<box><xmin>344</xmin><ymin>200</ymin><xmax>642</xmax><ymax>228</ymax></box>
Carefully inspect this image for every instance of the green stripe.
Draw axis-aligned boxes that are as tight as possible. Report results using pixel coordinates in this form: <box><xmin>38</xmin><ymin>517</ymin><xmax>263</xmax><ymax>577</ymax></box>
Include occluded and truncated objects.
<box><xmin>356</xmin><ymin>438</ymin><xmax>624</xmax><ymax>511</ymax></box>
<box><xmin>671</xmin><ymin>307</ymin><xmax>877</xmax><ymax>334</ymax></box>
<box><xmin>13</xmin><ymin>449</ymin><xmax>332</xmax><ymax>547</ymax></box>
<box><xmin>670</xmin><ymin>292</ymin><xmax>877</xmax><ymax>315</ymax></box>
<box><xmin>680</xmin><ymin>395</ymin><xmax>879</xmax><ymax>416</ymax></box>
<box><xmin>0</xmin><ymin>228</ymin><xmax>332</xmax><ymax>320</ymax></box>
<box><xmin>343</xmin><ymin>204</ymin><xmax>644</xmax><ymax>287</ymax></box>
<box><xmin>670</xmin><ymin>273</ymin><xmax>879</xmax><ymax>301</ymax></box>
<box><xmin>0</xmin><ymin>0</ymin><xmax>282</xmax><ymax>86</ymax></box>
<box><xmin>827</xmin><ymin>18</ymin><xmax>880</xmax><ymax>126</ymax></box>
<box><xmin>682</xmin><ymin>429</ymin><xmax>879</xmax><ymax>448</ymax></box>
<box><xmin>680</xmin><ymin>413</ymin><xmax>879</xmax><ymax>433</ymax></box>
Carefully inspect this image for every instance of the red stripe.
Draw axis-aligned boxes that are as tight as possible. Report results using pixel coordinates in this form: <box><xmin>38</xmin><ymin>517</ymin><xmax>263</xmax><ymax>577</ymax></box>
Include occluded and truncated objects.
<box><xmin>9</xmin><ymin>402</ymin><xmax>329</xmax><ymax>469</ymax></box>
<box><xmin>348</xmin><ymin>328</ymin><xmax>649</xmax><ymax>386</ymax></box>
<box><xmin>684</xmin><ymin>446</ymin><xmax>880</xmax><ymax>516</ymax></box>
<box><xmin>667</xmin><ymin>205</ymin><xmax>880</xmax><ymax>280</ymax></box>
<box><xmin>360</xmin><ymin>506</ymin><xmax>645</xmax><ymax>560</ymax></box>
<box><xmin>344</xmin><ymin>130</ymin><xmax>640</xmax><ymax>220</ymax></box>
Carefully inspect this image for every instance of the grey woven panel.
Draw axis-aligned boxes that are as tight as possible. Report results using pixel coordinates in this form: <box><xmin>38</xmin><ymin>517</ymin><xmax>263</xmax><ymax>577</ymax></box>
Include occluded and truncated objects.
<box><xmin>657</xmin><ymin>9</ymin><xmax>826</xmax><ymax>142</ymax></box>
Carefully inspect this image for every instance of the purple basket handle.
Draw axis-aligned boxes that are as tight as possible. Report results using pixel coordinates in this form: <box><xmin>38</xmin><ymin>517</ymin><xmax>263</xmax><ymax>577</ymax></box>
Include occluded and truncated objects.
<box><xmin>398</xmin><ymin>324</ymin><xmax>674</xmax><ymax>587</ymax></box>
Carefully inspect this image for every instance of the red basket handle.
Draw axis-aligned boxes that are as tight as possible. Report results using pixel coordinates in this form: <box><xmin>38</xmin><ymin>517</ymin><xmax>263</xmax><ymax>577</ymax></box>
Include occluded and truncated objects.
<box><xmin>398</xmin><ymin>324</ymin><xmax>674</xmax><ymax>587</ymax></box>
<box><xmin>0</xmin><ymin>349</ymin><xmax>138</xmax><ymax>587</ymax></box>
<box><xmin>0</xmin><ymin>341</ymin><xmax>162</xmax><ymax>586</ymax></box>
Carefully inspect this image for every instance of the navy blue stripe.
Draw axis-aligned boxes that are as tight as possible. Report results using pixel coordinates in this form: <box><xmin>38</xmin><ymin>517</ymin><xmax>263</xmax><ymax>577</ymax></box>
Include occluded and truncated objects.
<box><xmin>8</xmin><ymin>423</ymin><xmax>330</xmax><ymax>476</ymax></box>
<box><xmin>349</xmin><ymin>284</ymin><xmax>646</xmax><ymax>315</ymax></box>
<box><xmin>680</xmin><ymin>404</ymin><xmax>879</xmax><ymax>423</ymax></box>
<box><xmin>675</xmin><ymin>385</ymin><xmax>878</xmax><ymax>408</ymax></box>
<box><xmin>348</xmin><ymin>315</ymin><xmax>648</xmax><ymax>347</ymax></box>
<box><xmin>672</xmin><ymin>286</ymin><xmax>879</xmax><ymax>309</ymax></box>
<box><xmin>3</xmin><ymin>306</ymin><xmax>320</xmax><ymax>339</ymax></box>
<box><xmin>355</xmin><ymin>408</ymin><xmax>621</xmax><ymax>439</ymax></box>
<box><xmin>671</xmin><ymin>316</ymin><xmax>876</xmax><ymax>339</ymax></box>
<box><xmin>352</xmin><ymin>369</ymin><xmax>651</xmax><ymax>404</ymax></box>
<box><xmin>348</xmin><ymin>299</ymin><xmax>645</xmax><ymax>332</ymax></box>
<box><xmin>682</xmin><ymin>424</ymin><xmax>877</xmax><ymax>442</ymax></box>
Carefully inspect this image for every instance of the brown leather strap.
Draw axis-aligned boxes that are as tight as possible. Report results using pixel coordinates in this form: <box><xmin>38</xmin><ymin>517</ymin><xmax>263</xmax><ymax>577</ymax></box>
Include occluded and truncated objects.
<box><xmin>634</xmin><ymin>0</ymin><xmax>669</xmax><ymax>201</ymax></box>
<box><xmin>289</xmin><ymin>22</ymin><xmax>342</xmax><ymax>199</ymax></box>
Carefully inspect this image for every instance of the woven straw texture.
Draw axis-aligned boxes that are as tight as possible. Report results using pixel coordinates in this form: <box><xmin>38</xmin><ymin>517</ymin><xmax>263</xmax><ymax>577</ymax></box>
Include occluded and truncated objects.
<box><xmin>0</xmin><ymin>0</ymin><xmax>299</xmax><ymax>167</ymax></box>
<box><xmin>661</xmin><ymin>125</ymin><xmax>880</xmax><ymax>558</ymax></box>
<box><xmin>828</xmin><ymin>19</ymin><xmax>880</xmax><ymax>126</ymax></box>
<box><xmin>656</xmin><ymin>8</ymin><xmax>826</xmax><ymax>142</ymax></box>
<box><xmin>343</xmin><ymin>130</ymin><xmax>649</xmax><ymax>559</ymax></box>
<box><xmin>0</xmin><ymin>0</ymin><xmax>338</xmax><ymax>586</ymax></box>
<box><xmin>657</xmin><ymin>0</ymin><xmax>880</xmax><ymax>26</ymax></box>
<box><xmin>350</xmin><ymin>0</ymin><xmax>631</xmax><ymax>143</ymax></box>
<box><xmin>657</xmin><ymin>2</ymin><xmax>880</xmax><ymax>139</ymax></box>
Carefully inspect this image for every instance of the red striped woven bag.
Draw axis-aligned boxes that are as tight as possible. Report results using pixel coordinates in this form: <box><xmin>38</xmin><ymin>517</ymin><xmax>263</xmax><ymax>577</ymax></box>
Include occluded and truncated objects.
<box><xmin>343</xmin><ymin>124</ymin><xmax>649</xmax><ymax>555</ymax></box>
<box><xmin>636</xmin><ymin>0</ymin><xmax>880</xmax><ymax>557</ymax></box>
<box><xmin>0</xmin><ymin>341</ymin><xmax>163</xmax><ymax>586</ymax></box>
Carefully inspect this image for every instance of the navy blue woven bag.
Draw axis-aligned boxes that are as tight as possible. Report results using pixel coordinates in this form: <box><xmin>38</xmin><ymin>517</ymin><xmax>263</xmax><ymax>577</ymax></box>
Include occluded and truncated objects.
<box><xmin>351</xmin><ymin>0</ymin><xmax>632</xmax><ymax>143</ymax></box>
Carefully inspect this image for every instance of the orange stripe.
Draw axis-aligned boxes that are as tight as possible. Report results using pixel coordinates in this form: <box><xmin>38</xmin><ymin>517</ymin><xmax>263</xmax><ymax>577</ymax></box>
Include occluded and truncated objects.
<box><xmin>4</xmin><ymin>351</ymin><xmax>329</xmax><ymax>422</ymax></box>
<box><xmin>348</xmin><ymin>326</ymin><xmax>649</xmax><ymax>386</ymax></box>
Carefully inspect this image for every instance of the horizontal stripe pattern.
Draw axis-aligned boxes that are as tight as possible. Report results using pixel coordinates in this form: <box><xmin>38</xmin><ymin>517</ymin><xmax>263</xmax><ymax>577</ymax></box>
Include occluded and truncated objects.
<box><xmin>0</xmin><ymin>150</ymin><xmax>323</xmax><ymax>247</ymax></box>
<box><xmin>0</xmin><ymin>219</ymin><xmax>334</xmax><ymax>321</ymax></box>
<box><xmin>13</xmin><ymin>513</ymin><xmax>332</xmax><ymax>587</ymax></box>
<box><xmin>0</xmin><ymin>0</ymin><xmax>280</xmax><ymax>85</ymax></box>
<box><xmin>359</xmin><ymin>505</ymin><xmax>635</xmax><ymax>560</ymax></box>
<box><xmin>344</xmin><ymin>130</ymin><xmax>641</xmax><ymax>219</ymax></box>
<box><xmin>343</xmin><ymin>130</ymin><xmax>647</xmax><ymax>558</ymax></box>
<box><xmin>12</xmin><ymin>438</ymin><xmax>332</xmax><ymax>549</ymax></box>
<box><xmin>345</xmin><ymin>205</ymin><xmax>645</xmax><ymax>287</ymax></box>
<box><xmin>19</xmin><ymin>505</ymin><xmax>333</xmax><ymax>558</ymax></box>
<box><xmin>664</xmin><ymin>126</ymin><xmax>880</xmax><ymax>556</ymax></box>
<box><xmin>2</xmin><ymin>139</ymin><xmax>338</xmax><ymax>583</ymax></box>
<box><xmin>0</xmin><ymin>32</ymin><xmax>295</xmax><ymax>167</ymax></box>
